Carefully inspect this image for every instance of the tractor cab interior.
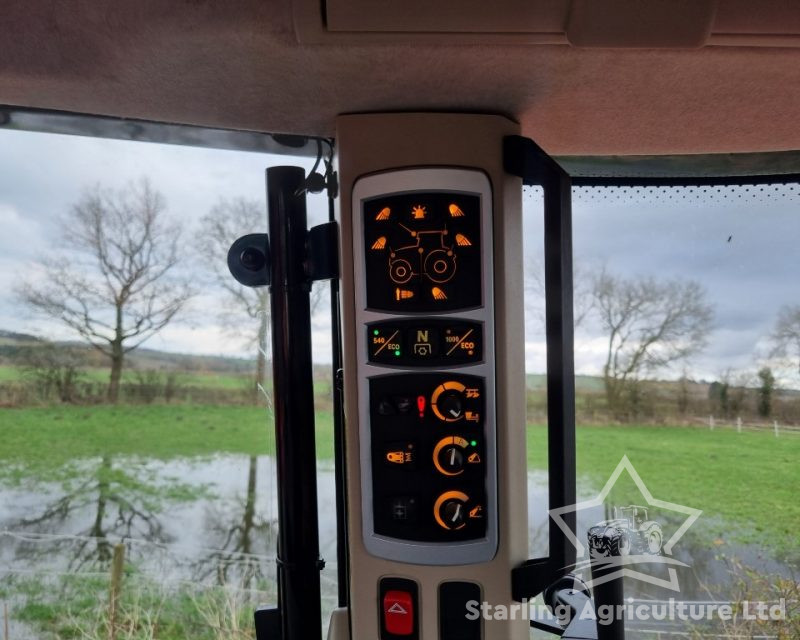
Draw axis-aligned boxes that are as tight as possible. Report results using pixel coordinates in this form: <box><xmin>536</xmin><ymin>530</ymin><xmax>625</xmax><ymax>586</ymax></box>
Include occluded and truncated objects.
<box><xmin>1</xmin><ymin>2</ymin><xmax>799</xmax><ymax>639</ymax></box>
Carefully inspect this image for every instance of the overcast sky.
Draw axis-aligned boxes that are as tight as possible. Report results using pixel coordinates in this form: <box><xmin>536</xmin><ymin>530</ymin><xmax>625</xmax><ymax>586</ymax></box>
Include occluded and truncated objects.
<box><xmin>1</xmin><ymin>129</ymin><xmax>797</xmax><ymax>383</ymax></box>
<box><xmin>525</xmin><ymin>182</ymin><xmax>799</xmax><ymax>383</ymax></box>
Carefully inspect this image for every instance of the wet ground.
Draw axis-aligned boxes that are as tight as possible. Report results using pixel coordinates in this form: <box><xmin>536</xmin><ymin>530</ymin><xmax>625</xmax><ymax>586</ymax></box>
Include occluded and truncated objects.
<box><xmin>0</xmin><ymin>457</ymin><xmax>795</xmax><ymax>638</ymax></box>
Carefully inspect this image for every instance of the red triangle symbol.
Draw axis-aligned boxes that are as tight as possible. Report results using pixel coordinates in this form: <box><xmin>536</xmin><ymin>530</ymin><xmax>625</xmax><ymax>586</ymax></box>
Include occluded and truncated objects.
<box><xmin>388</xmin><ymin>603</ymin><xmax>407</xmax><ymax>615</ymax></box>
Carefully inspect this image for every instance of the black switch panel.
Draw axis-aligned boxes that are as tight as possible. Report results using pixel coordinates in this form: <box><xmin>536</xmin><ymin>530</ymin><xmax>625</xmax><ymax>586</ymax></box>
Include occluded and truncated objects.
<box><xmin>370</xmin><ymin>373</ymin><xmax>487</xmax><ymax>542</ymax></box>
<box><xmin>367</xmin><ymin>319</ymin><xmax>483</xmax><ymax>367</ymax></box>
<box><xmin>439</xmin><ymin>581</ymin><xmax>482</xmax><ymax>640</ymax></box>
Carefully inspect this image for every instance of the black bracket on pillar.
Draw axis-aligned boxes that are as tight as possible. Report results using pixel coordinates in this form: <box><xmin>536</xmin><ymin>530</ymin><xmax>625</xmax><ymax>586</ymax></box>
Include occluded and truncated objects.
<box><xmin>503</xmin><ymin>135</ymin><xmax>578</xmax><ymax>601</ymax></box>
<box><xmin>227</xmin><ymin>166</ymin><xmax>342</xmax><ymax>640</ymax></box>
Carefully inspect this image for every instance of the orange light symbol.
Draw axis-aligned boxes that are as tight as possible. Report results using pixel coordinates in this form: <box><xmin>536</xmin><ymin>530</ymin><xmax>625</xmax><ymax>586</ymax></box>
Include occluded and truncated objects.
<box><xmin>469</xmin><ymin>505</ymin><xmax>484</xmax><ymax>519</ymax></box>
<box><xmin>375</xmin><ymin>207</ymin><xmax>391</xmax><ymax>220</ymax></box>
<box><xmin>455</xmin><ymin>233</ymin><xmax>472</xmax><ymax>246</ymax></box>
<box><xmin>432</xmin><ymin>287</ymin><xmax>447</xmax><ymax>300</ymax></box>
<box><xmin>396</xmin><ymin>288</ymin><xmax>415</xmax><ymax>300</ymax></box>
<box><xmin>449</xmin><ymin>204</ymin><xmax>465</xmax><ymax>217</ymax></box>
<box><xmin>412</xmin><ymin>205</ymin><xmax>427</xmax><ymax>219</ymax></box>
<box><xmin>371</xmin><ymin>236</ymin><xmax>387</xmax><ymax>250</ymax></box>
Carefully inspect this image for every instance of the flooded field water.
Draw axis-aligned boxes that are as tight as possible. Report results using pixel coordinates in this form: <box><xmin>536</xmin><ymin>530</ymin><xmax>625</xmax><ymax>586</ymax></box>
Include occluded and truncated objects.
<box><xmin>1</xmin><ymin>457</ymin><xmax>795</xmax><ymax>638</ymax></box>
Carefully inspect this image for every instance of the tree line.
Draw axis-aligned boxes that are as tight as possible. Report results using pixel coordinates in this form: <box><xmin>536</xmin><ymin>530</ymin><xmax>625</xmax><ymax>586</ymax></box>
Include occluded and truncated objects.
<box><xmin>14</xmin><ymin>178</ymin><xmax>800</xmax><ymax>413</ymax></box>
<box><xmin>527</xmin><ymin>261</ymin><xmax>799</xmax><ymax>421</ymax></box>
<box><xmin>16</xmin><ymin>179</ymin><xmax>285</xmax><ymax>404</ymax></box>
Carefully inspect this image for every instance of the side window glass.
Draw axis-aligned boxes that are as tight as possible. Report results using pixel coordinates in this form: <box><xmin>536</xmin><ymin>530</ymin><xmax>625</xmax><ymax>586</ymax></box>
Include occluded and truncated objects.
<box><xmin>0</xmin><ymin>128</ymin><xmax>339</xmax><ymax>637</ymax></box>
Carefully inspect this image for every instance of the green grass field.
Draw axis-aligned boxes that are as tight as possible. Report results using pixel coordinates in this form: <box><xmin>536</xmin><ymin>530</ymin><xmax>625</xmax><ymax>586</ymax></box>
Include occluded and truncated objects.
<box><xmin>0</xmin><ymin>405</ymin><xmax>796</xmax><ymax>556</ymax></box>
<box><xmin>0</xmin><ymin>365</ymin><xmax>21</xmax><ymax>381</ymax></box>
<box><xmin>0</xmin><ymin>405</ymin><xmax>334</xmax><ymax>477</ymax></box>
<box><xmin>528</xmin><ymin>423</ymin><xmax>799</xmax><ymax>556</ymax></box>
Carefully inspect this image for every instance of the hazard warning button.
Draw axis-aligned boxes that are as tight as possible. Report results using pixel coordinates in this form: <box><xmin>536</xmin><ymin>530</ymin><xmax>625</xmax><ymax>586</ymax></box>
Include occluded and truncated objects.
<box><xmin>383</xmin><ymin>589</ymin><xmax>414</xmax><ymax>636</ymax></box>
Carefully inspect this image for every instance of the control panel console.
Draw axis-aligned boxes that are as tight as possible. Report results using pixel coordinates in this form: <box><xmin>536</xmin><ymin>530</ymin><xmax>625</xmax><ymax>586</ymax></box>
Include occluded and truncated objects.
<box><xmin>353</xmin><ymin>168</ymin><xmax>497</xmax><ymax>565</ymax></box>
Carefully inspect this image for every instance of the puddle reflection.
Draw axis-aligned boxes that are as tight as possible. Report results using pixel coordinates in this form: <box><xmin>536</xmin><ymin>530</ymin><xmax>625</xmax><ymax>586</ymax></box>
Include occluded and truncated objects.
<box><xmin>1</xmin><ymin>457</ymin><xmax>794</xmax><ymax>638</ymax></box>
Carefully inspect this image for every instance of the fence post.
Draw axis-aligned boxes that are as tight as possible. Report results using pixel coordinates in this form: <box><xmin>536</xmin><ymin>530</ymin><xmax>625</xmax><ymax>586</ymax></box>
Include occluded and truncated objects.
<box><xmin>709</xmin><ymin>415</ymin><xmax>715</xmax><ymax>430</ymax></box>
<box><xmin>3</xmin><ymin>601</ymin><xmax>8</xmax><ymax>640</ymax></box>
<box><xmin>109</xmin><ymin>543</ymin><xmax>125</xmax><ymax>640</ymax></box>
<box><xmin>736</xmin><ymin>416</ymin><xmax>742</xmax><ymax>433</ymax></box>
<box><xmin>774</xmin><ymin>420</ymin><xmax>779</xmax><ymax>438</ymax></box>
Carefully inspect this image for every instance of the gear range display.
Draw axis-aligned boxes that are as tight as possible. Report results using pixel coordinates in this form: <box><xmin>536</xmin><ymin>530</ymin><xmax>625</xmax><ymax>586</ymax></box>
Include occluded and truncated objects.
<box><xmin>363</xmin><ymin>192</ymin><xmax>482</xmax><ymax>312</ymax></box>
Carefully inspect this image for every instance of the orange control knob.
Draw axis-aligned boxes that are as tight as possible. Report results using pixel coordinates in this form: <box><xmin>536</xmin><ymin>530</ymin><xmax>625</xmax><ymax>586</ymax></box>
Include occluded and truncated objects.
<box><xmin>432</xmin><ymin>436</ymin><xmax>469</xmax><ymax>476</ymax></box>
<box><xmin>430</xmin><ymin>381</ymin><xmax>466</xmax><ymax>422</ymax></box>
<box><xmin>433</xmin><ymin>490</ymin><xmax>469</xmax><ymax>530</ymax></box>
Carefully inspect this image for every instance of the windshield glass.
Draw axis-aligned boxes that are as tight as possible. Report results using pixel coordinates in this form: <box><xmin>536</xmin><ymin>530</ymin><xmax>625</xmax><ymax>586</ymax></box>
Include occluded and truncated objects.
<box><xmin>525</xmin><ymin>181</ymin><xmax>800</xmax><ymax>638</ymax></box>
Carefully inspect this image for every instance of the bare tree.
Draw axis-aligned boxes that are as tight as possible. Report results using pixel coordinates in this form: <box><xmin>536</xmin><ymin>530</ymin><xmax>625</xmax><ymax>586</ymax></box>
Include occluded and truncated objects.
<box><xmin>197</xmin><ymin>197</ymin><xmax>327</xmax><ymax>396</ymax></box>
<box><xmin>772</xmin><ymin>304</ymin><xmax>800</xmax><ymax>375</ymax></box>
<box><xmin>592</xmin><ymin>270</ymin><xmax>713</xmax><ymax>416</ymax></box>
<box><xmin>524</xmin><ymin>256</ymin><xmax>594</xmax><ymax>332</ymax></box>
<box><xmin>18</xmin><ymin>179</ymin><xmax>192</xmax><ymax>403</ymax></box>
<box><xmin>198</xmin><ymin>198</ymin><xmax>271</xmax><ymax>394</ymax></box>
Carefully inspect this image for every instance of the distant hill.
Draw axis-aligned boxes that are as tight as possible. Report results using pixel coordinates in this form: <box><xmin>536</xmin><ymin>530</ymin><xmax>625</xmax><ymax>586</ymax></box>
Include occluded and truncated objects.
<box><xmin>526</xmin><ymin>373</ymin><xmax>606</xmax><ymax>392</ymax></box>
<box><xmin>0</xmin><ymin>330</ymin><xmax>44</xmax><ymax>346</ymax></box>
<box><xmin>0</xmin><ymin>330</ymin><xmax>255</xmax><ymax>374</ymax></box>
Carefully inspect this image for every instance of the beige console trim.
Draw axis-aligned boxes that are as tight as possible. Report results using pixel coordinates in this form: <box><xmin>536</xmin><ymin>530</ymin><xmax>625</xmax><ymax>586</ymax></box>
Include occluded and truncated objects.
<box><xmin>336</xmin><ymin>113</ymin><xmax>529</xmax><ymax>640</ymax></box>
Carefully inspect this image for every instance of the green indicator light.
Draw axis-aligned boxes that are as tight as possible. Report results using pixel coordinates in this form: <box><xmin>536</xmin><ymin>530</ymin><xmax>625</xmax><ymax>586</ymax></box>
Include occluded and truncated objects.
<box><xmin>394</xmin><ymin>350</ymin><xmax>401</xmax><ymax>356</ymax></box>
<box><xmin>373</xmin><ymin>329</ymin><xmax>379</xmax><ymax>335</ymax></box>
<box><xmin>470</xmin><ymin>440</ymin><xmax>477</xmax><ymax>447</ymax></box>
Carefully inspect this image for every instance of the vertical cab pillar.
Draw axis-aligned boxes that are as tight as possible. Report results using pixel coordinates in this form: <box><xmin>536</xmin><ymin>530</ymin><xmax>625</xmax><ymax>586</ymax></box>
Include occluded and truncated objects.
<box><xmin>336</xmin><ymin>113</ymin><xmax>528</xmax><ymax>640</ymax></box>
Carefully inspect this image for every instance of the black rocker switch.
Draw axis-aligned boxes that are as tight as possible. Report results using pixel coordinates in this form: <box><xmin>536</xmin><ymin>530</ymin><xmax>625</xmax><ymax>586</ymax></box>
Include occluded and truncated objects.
<box><xmin>439</xmin><ymin>581</ymin><xmax>482</xmax><ymax>639</ymax></box>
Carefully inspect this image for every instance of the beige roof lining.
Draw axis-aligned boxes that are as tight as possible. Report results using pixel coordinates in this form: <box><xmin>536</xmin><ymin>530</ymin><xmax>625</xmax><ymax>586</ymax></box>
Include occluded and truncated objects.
<box><xmin>1</xmin><ymin>0</ymin><xmax>800</xmax><ymax>156</ymax></box>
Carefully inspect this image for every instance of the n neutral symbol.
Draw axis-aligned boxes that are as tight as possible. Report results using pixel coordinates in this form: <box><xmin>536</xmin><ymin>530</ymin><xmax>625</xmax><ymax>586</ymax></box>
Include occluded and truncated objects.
<box><xmin>416</xmin><ymin>330</ymin><xmax>429</xmax><ymax>343</ymax></box>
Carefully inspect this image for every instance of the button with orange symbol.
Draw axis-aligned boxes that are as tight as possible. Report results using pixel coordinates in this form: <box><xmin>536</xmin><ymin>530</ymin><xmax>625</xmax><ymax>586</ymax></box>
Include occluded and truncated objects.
<box><xmin>384</xmin><ymin>443</ymin><xmax>416</xmax><ymax>468</ymax></box>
